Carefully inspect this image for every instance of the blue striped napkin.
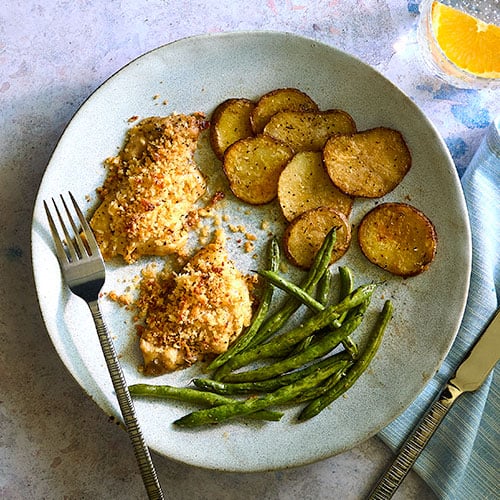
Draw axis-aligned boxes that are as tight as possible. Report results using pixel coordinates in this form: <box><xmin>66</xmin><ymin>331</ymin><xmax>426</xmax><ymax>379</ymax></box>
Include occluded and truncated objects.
<box><xmin>378</xmin><ymin>118</ymin><xmax>500</xmax><ymax>499</ymax></box>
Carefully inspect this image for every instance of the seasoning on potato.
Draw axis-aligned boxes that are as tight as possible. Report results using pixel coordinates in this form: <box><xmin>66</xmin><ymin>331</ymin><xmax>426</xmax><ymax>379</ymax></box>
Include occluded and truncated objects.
<box><xmin>277</xmin><ymin>151</ymin><xmax>353</xmax><ymax>222</ymax></box>
<box><xmin>209</xmin><ymin>98</ymin><xmax>255</xmax><ymax>159</ymax></box>
<box><xmin>323</xmin><ymin>127</ymin><xmax>411</xmax><ymax>198</ymax></box>
<box><xmin>250</xmin><ymin>88</ymin><xmax>319</xmax><ymax>134</ymax></box>
<box><xmin>263</xmin><ymin>109</ymin><xmax>356</xmax><ymax>152</ymax></box>
<box><xmin>357</xmin><ymin>202</ymin><xmax>437</xmax><ymax>277</ymax></box>
<box><xmin>283</xmin><ymin>206</ymin><xmax>352</xmax><ymax>269</ymax></box>
<box><xmin>223</xmin><ymin>134</ymin><xmax>294</xmax><ymax>204</ymax></box>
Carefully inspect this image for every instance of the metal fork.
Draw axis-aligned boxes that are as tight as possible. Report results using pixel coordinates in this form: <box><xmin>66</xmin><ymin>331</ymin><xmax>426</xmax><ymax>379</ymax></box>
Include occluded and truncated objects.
<box><xmin>44</xmin><ymin>192</ymin><xmax>164</xmax><ymax>500</ymax></box>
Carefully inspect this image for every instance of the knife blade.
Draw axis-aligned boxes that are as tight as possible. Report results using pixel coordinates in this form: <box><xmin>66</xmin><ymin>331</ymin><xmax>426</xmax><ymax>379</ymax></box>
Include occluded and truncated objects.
<box><xmin>368</xmin><ymin>306</ymin><xmax>500</xmax><ymax>500</ymax></box>
<box><xmin>450</xmin><ymin>307</ymin><xmax>500</xmax><ymax>392</ymax></box>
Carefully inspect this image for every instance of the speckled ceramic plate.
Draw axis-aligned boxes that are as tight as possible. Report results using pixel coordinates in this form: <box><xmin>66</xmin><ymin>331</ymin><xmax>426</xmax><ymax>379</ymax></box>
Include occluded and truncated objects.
<box><xmin>31</xmin><ymin>32</ymin><xmax>471</xmax><ymax>472</ymax></box>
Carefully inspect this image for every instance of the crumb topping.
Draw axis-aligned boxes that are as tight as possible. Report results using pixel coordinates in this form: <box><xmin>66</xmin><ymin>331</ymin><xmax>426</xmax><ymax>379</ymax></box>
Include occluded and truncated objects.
<box><xmin>90</xmin><ymin>113</ymin><xmax>208</xmax><ymax>263</ymax></box>
<box><xmin>135</xmin><ymin>231</ymin><xmax>253</xmax><ymax>375</ymax></box>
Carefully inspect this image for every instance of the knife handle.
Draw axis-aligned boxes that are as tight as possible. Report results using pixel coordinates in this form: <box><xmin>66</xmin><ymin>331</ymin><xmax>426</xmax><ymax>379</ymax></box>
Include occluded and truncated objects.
<box><xmin>367</xmin><ymin>383</ymin><xmax>462</xmax><ymax>500</ymax></box>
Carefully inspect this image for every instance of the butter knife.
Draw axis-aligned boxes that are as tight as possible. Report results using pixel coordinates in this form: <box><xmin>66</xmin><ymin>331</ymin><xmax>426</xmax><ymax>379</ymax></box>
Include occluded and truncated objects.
<box><xmin>368</xmin><ymin>306</ymin><xmax>500</xmax><ymax>499</ymax></box>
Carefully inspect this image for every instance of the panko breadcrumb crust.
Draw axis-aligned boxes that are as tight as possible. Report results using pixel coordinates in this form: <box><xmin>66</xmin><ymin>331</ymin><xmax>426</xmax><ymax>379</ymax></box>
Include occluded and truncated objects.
<box><xmin>135</xmin><ymin>231</ymin><xmax>253</xmax><ymax>375</ymax></box>
<box><xmin>90</xmin><ymin>113</ymin><xmax>208</xmax><ymax>263</ymax></box>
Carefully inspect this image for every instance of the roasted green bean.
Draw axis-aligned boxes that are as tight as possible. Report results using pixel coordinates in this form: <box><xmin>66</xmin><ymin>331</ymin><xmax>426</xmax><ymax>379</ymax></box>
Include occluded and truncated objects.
<box><xmin>288</xmin><ymin>267</ymin><xmax>335</xmax><ymax>358</ymax></box>
<box><xmin>257</xmin><ymin>269</ymin><xmax>343</xmax><ymax>330</ymax></box>
<box><xmin>194</xmin><ymin>353</ymin><xmax>350</xmax><ymax>395</ymax></box>
<box><xmin>316</xmin><ymin>267</ymin><xmax>333</xmax><ymax>306</ymax></box>
<box><xmin>298</xmin><ymin>299</ymin><xmax>393</xmax><ymax>421</ymax></box>
<box><xmin>128</xmin><ymin>384</ymin><xmax>283</xmax><ymax>421</ymax></box>
<box><xmin>221</xmin><ymin>301</ymin><xmax>368</xmax><ymax>383</ymax></box>
<box><xmin>216</xmin><ymin>284</ymin><xmax>376</xmax><ymax>380</ymax></box>
<box><xmin>174</xmin><ymin>356</ymin><xmax>350</xmax><ymax>427</ymax></box>
<box><xmin>338</xmin><ymin>266</ymin><xmax>358</xmax><ymax>357</ymax></box>
<box><xmin>257</xmin><ymin>269</ymin><xmax>325</xmax><ymax>312</ymax></box>
<box><xmin>294</xmin><ymin>359</ymin><xmax>352</xmax><ymax>403</ymax></box>
<box><xmin>245</xmin><ymin>227</ymin><xmax>337</xmax><ymax>349</ymax></box>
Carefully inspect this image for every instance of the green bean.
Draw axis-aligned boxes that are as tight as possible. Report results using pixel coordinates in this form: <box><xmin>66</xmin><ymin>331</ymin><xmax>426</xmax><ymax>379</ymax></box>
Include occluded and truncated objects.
<box><xmin>245</xmin><ymin>227</ymin><xmax>337</xmax><ymax>349</ymax></box>
<box><xmin>338</xmin><ymin>266</ymin><xmax>358</xmax><ymax>358</ymax></box>
<box><xmin>207</xmin><ymin>238</ymin><xmax>280</xmax><ymax>371</ymax></box>
<box><xmin>316</xmin><ymin>267</ymin><xmax>333</xmax><ymax>305</ymax></box>
<box><xmin>128</xmin><ymin>384</ymin><xmax>283</xmax><ymax>421</ymax></box>
<box><xmin>129</xmin><ymin>383</ymin><xmax>231</xmax><ymax>405</ymax></box>
<box><xmin>341</xmin><ymin>327</ymin><xmax>359</xmax><ymax>358</ymax></box>
<box><xmin>216</xmin><ymin>284</ymin><xmax>375</xmax><ymax>380</ymax></box>
<box><xmin>289</xmin><ymin>267</ymin><xmax>334</xmax><ymax>357</ymax></box>
<box><xmin>294</xmin><ymin>359</ymin><xmax>352</xmax><ymax>403</ymax></box>
<box><xmin>193</xmin><ymin>354</ymin><xmax>348</xmax><ymax>395</ymax></box>
<box><xmin>298</xmin><ymin>299</ymin><xmax>393</xmax><ymax>421</ymax></box>
<box><xmin>339</xmin><ymin>266</ymin><xmax>354</xmax><ymax>300</ymax></box>
<box><xmin>288</xmin><ymin>268</ymin><xmax>333</xmax><ymax>358</ymax></box>
<box><xmin>288</xmin><ymin>333</ymin><xmax>315</xmax><ymax>357</ymax></box>
<box><xmin>221</xmin><ymin>302</ymin><xmax>368</xmax><ymax>383</ymax></box>
<box><xmin>173</xmin><ymin>356</ymin><xmax>350</xmax><ymax>427</ymax></box>
<box><xmin>294</xmin><ymin>226</ymin><xmax>338</xmax><ymax>292</ymax></box>
<box><xmin>257</xmin><ymin>269</ymin><xmax>326</xmax><ymax>313</ymax></box>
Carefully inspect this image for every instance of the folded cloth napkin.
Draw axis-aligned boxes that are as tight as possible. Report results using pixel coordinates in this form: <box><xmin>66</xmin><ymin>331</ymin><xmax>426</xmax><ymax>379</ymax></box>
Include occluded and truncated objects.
<box><xmin>378</xmin><ymin>117</ymin><xmax>500</xmax><ymax>499</ymax></box>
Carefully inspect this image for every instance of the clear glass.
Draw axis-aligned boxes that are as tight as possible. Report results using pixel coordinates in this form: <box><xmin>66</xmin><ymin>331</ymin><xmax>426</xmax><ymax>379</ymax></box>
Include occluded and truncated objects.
<box><xmin>417</xmin><ymin>0</ymin><xmax>500</xmax><ymax>89</ymax></box>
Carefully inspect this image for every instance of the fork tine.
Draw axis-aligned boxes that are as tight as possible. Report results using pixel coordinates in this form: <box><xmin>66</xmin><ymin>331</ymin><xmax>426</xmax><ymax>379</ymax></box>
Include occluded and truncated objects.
<box><xmin>52</xmin><ymin>197</ymin><xmax>80</xmax><ymax>262</ymax></box>
<box><xmin>60</xmin><ymin>194</ymin><xmax>90</xmax><ymax>258</ymax></box>
<box><xmin>44</xmin><ymin>200</ymin><xmax>70</xmax><ymax>265</ymax></box>
<box><xmin>68</xmin><ymin>191</ymin><xmax>101</xmax><ymax>256</ymax></box>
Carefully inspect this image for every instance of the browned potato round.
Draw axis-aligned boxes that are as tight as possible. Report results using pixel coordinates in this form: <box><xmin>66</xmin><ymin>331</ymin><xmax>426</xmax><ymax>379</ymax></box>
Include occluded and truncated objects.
<box><xmin>283</xmin><ymin>207</ymin><xmax>351</xmax><ymax>269</ymax></box>
<box><xmin>278</xmin><ymin>151</ymin><xmax>353</xmax><ymax>222</ymax></box>
<box><xmin>323</xmin><ymin>127</ymin><xmax>411</xmax><ymax>198</ymax></box>
<box><xmin>264</xmin><ymin>109</ymin><xmax>356</xmax><ymax>152</ymax></box>
<box><xmin>250</xmin><ymin>88</ymin><xmax>319</xmax><ymax>134</ymax></box>
<box><xmin>209</xmin><ymin>98</ymin><xmax>255</xmax><ymax>159</ymax></box>
<box><xmin>223</xmin><ymin>135</ymin><xmax>294</xmax><ymax>205</ymax></box>
<box><xmin>358</xmin><ymin>202</ymin><xmax>437</xmax><ymax>277</ymax></box>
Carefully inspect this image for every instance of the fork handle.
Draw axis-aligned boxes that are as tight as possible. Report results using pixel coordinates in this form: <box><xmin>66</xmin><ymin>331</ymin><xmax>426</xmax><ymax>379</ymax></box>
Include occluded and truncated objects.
<box><xmin>367</xmin><ymin>383</ymin><xmax>463</xmax><ymax>500</ymax></box>
<box><xmin>89</xmin><ymin>300</ymin><xmax>165</xmax><ymax>500</ymax></box>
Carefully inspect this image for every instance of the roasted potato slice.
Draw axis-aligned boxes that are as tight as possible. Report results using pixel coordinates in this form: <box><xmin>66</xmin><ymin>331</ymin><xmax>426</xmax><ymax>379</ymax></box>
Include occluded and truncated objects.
<box><xmin>323</xmin><ymin>127</ymin><xmax>411</xmax><ymax>198</ymax></box>
<box><xmin>209</xmin><ymin>98</ymin><xmax>255</xmax><ymax>159</ymax></box>
<box><xmin>283</xmin><ymin>207</ymin><xmax>351</xmax><ymax>269</ymax></box>
<box><xmin>264</xmin><ymin>109</ymin><xmax>356</xmax><ymax>152</ymax></box>
<box><xmin>250</xmin><ymin>88</ymin><xmax>319</xmax><ymax>134</ymax></box>
<box><xmin>223</xmin><ymin>135</ymin><xmax>294</xmax><ymax>205</ymax></box>
<box><xmin>358</xmin><ymin>202</ymin><xmax>437</xmax><ymax>277</ymax></box>
<box><xmin>278</xmin><ymin>151</ymin><xmax>353</xmax><ymax>222</ymax></box>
